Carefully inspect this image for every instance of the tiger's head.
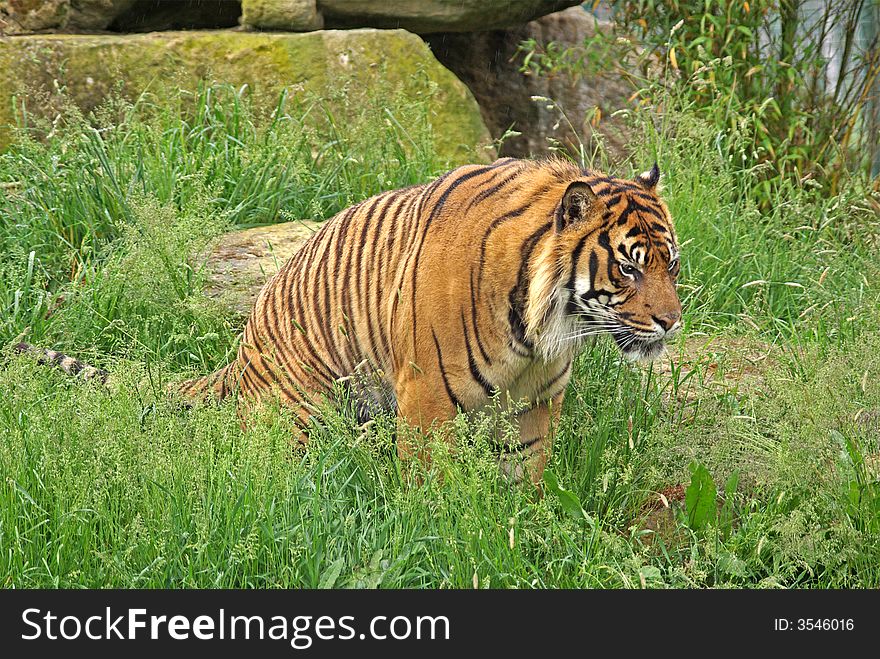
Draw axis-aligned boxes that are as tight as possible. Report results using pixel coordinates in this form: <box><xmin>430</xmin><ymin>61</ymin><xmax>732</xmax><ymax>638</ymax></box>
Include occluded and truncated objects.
<box><xmin>528</xmin><ymin>164</ymin><xmax>681</xmax><ymax>362</ymax></box>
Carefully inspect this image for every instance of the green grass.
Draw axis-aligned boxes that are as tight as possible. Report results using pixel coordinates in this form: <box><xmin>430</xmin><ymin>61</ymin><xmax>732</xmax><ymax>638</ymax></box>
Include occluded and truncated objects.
<box><xmin>1</xmin><ymin>83</ymin><xmax>879</xmax><ymax>588</ymax></box>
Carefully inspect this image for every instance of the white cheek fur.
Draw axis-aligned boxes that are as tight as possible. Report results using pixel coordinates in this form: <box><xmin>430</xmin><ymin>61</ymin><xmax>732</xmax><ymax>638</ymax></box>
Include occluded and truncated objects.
<box><xmin>574</xmin><ymin>274</ymin><xmax>592</xmax><ymax>297</ymax></box>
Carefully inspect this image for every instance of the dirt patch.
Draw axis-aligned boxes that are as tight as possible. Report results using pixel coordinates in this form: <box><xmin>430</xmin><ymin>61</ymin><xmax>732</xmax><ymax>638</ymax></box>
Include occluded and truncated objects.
<box><xmin>647</xmin><ymin>334</ymin><xmax>783</xmax><ymax>407</ymax></box>
<box><xmin>636</xmin><ymin>484</ymin><xmax>686</xmax><ymax>548</ymax></box>
<box><xmin>632</xmin><ymin>335</ymin><xmax>782</xmax><ymax>546</ymax></box>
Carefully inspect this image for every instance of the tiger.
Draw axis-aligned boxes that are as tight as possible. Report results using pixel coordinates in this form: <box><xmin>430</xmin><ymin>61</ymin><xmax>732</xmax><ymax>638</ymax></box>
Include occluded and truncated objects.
<box><xmin>17</xmin><ymin>157</ymin><xmax>682</xmax><ymax>484</ymax></box>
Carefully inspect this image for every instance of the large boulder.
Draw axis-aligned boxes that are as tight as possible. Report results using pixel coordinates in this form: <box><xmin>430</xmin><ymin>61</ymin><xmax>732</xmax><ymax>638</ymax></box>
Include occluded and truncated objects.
<box><xmin>241</xmin><ymin>0</ymin><xmax>322</xmax><ymax>31</ymax></box>
<box><xmin>0</xmin><ymin>0</ymin><xmax>69</xmax><ymax>34</ymax></box>
<box><xmin>0</xmin><ymin>0</ymin><xmax>140</xmax><ymax>33</ymax></box>
<box><xmin>316</xmin><ymin>0</ymin><xmax>582</xmax><ymax>34</ymax></box>
<box><xmin>427</xmin><ymin>7</ymin><xmax>633</xmax><ymax>161</ymax></box>
<box><xmin>3</xmin><ymin>0</ymin><xmax>583</xmax><ymax>34</ymax></box>
<box><xmin>0</xmin><ymin>29</ymin><xmax>492</xmax><ymax>162</ymax></box>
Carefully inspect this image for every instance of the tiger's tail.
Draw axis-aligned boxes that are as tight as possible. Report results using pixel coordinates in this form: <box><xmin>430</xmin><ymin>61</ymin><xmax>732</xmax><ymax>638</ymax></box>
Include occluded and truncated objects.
<box><xmin>14</xmin><ymin>342</ymin><xmax>109</xmax><ymax>384</ymax></box>
<box><xmin>14</xmin><ymin>341</ymin><xmax>237</xmax><ymax>403</ymax></box>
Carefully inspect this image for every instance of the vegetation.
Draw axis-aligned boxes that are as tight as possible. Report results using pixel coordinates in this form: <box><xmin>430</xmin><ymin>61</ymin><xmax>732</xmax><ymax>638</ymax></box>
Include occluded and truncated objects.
<box><xmin>521</xmin><ymin>0</ymin><xmax>880</xmax><ymax>202</ymax></box>
<box><xmin>2</xmin><ymin>53</ymin><xmax>879</xmax><ymax>587</ymax></box>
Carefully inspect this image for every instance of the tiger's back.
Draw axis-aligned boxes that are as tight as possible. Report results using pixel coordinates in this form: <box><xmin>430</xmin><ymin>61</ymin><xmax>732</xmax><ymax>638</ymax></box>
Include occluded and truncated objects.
<box><xmin>188</xmin><ymin>160</ymin><xmax>555</xmax><ymax>410</ymax></box>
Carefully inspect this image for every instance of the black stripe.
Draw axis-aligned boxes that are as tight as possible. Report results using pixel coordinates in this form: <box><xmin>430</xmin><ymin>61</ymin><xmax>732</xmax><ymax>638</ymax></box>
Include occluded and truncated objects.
<box><xmin>628</xmin><ymin>189</ymin><xmax>664</xmax><ymax>204</ymax></box>
<box><xmin>241</xmin><ymin>338</ymin><xmax>307</xmax><ymax>405</ymax></box>
<box><xmin>515</xmin><ymin>220</ymin><xmax>554</xmax><ymax>295</ymax></box>
<box><xmin>355</xmin><ymin>193</ymin><xmax>392</xmax><ymax>363</ymax></box>
<box><xmin>432</xmin><ymin>329</ymin><xmax>464</xmax><ymax>410</ymax></box>
<box><xmin>387</xmin><ymin>194</ymin><xmax>422</xmax><ymax>366</ymax></box>
<box><xmin>597</xmin><ymin>230</ymin><xmax>620</xmax><ymax>285</ymax></box>
<box><xmin>535</xmin><ymin>362</ymin><xmax>572</xmax><ymax>401</ymax></box>
<box><xmin>328</xmin><ymin>204</ymin><xmax>362</xmax><ymax>367</ymax></box>
<box><xmin>219</xmin><ymin>366</ymin><xmax>229</xmax><ymax>399</ymax></box>
<box><xmin>597</xmin><ymin>183</ymin><xmax>640</xmax><ymax>196</ymax></box>
<box><xmin>237</xmin><ymin>361</ymin><xmax>260</xmax><ymax>397</ymax></box>
<box><xmin>389</xmin><ymin>175</ymin><xmax>451</xmax><ymax>340</ymax></box>
<box><xmin>413</xmin><ymin>170</ymin><xmax>456</xmax><ymax>229</ymax></box>
<box><xmin>463</xmin><ymin>161</ymin><xmax>523</xmax><ymax>212</ymax></box>
<box><xmin>508</xmin><ymin>288</ymin><xmax>532</xmax><ymax>352</ymax></box>
<box><xmin>372</xmin><ymin>192</ymin><xmax>411</xmax><ymax>363</ymax></box>
<box><xmin>254</xmin><ymin>357</ymin><xmax>306</xmax><ymax>409</ymax></box>
<box><xmin>310</xmin><ymin>220</ymin><xmax>346</xmax><ymax>375</ymax></box>
<box><xmin>588</xmin><ymin>249</ymin><xmax>599</xmax><ymax>289</ymax></box>
<box><xmin>616</xmin><ymin>198</ymin><xmax>664</xmax><ymax>226</ymax></box>
<box><xmin>507</xmin><ymin>220</ymin><xmax>554</xmax><ymax>350</ymax></box>
<box><xmin>476</xmin><ymin>202</ymin><xmax>531</xmax><ymax>294</ymax></box>
<box><xmin>564</xmin><ymin>235</ymin><xmax>589</xmax><ymax>315</ymax></box>
<box><xmin>276</xmin><ymin>251</ymin><xmax>339</xmax><ymax>384</ymax></box>
<box><xmin>338</xmin><ymin>202</ymin><xmax>373</xmax><ymax>367</ymax></box>
<box><xmin>469</xmin><ymin>270</ymin><xmax>492</xmax><ymax>365</ymax></box>
<box><xmin>602</xmin><ymin>194</ymin><xmax>623</xmax><ymax>209</ymax></box>
<box><xmin>263</xmin><ymin>272</ymin><xmax>337</xmax><ymax>386</ymax></box>
<box><xmin>461</xmin><ymin>311</ymin><xmax>494</xmax><ymax>397</ymax></box>
<box><xmin>650</xmin><ymin>222</ymin><xmax>670</xmax><ymax>233</ymax></box>
<box><xmin>567</xmin><ymin>247</ymin><xmax>600</xmax><ymax>314</ymax></box>
<box><xmin>385</xmin><ymin>183</ymin><xmax>424</xmax><ymax>248</ymax></box>
<box><xmin>565</xmin><ymin>233</ymin><xmax>591</xmax><ymax>294</ymax></box>
<box><xmin>323</xmin><ymin>215</ymin><xmax>352</xmax><ymax>370</ymax></box>
<box><xmin>245</xmin><ymin>354</ymin><xmax>277</xmax><ymax>392</ymax></box>
<box><xmin>385</xmin><ymin>190</ymin><xmax>417</xmax><ymax>256</ymax></box>
<box><xmin>410</xmin><ymin>165</ymin><xmax>500</xmax><ymax>350</ymax></box>
<box><xmin>584</xmin><ymin>175</ymin><xmax>643</xmax><ymax>196</ymax></box>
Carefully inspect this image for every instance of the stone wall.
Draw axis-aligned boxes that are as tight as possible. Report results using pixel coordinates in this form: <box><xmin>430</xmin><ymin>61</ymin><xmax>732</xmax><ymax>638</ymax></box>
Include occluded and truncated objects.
<box><xmin>313</xmin><ymin>0</ymin><xmax>581</xmax><ymax>33</ymax></box>
<box><xmin>2</xmin><ymin>1</ymin><xmax>631</xmax><ymax>161</ymax></box>
<box><xmin>0</xmin><ymin>28</ymin><xmax>492</xmax><ymax>162</ymax></box>
<box><xmin>2</xmin><ymin>1</ymin><xmax>583</xmax><ymax>34</ymax></box>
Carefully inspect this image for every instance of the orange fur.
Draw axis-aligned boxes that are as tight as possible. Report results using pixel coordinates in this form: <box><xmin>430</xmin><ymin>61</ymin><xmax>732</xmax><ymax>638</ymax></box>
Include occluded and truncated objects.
<box><xmin>181</xmin><ymin>157</ymin><xmax>682</xmax><ymax>482</ymax></box>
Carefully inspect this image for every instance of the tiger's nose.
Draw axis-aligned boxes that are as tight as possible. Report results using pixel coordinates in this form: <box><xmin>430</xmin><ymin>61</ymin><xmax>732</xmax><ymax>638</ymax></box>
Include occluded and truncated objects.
<box><xmin>652</xmin><ymin>310</ymin><xmax>681</xmax><ymax>332</ymax></box>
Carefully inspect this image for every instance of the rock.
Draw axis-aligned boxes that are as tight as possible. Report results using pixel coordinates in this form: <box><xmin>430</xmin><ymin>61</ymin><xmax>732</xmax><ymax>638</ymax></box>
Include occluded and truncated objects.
<box><xmin>4</xmin><ymin>0</ymin><xmax>584</xmax><ymax>35</ymax></box>
<box><xmin>241</xmin><ymin>0</ymin><xmax>323</xmax><ymax>32</ymax></box>
<box><xmin>427</xmin><ymin>7</ymin><xmax>633</xmax><ymax>162</ymax></box>
<box><xmin>67</xmin><ymin>0</ymin><xmax>134</xmax><ymax>30</ymax></box>
<box><xmin>319</xmin><ymin>0</ymin><xmax>582</xmax><ymax>34</ymax></box>
<box><xmin>1</xmin><ymin>0</ymin><xmax>142</xmax><ymax>33</ymax></box>
<box><xmin>0</xmin><ymin>0</ymin><xmax>69</xmax><ymax>34</ymax></box>
<box><xmin>203</xmin><ymin>220</ymin><xmax>323</xmax><ymax>317</ymax></box>
<box><xmin>0</xmin><ymin>29</ymin><xmax>492</xmax><ymax>162</ymax></box>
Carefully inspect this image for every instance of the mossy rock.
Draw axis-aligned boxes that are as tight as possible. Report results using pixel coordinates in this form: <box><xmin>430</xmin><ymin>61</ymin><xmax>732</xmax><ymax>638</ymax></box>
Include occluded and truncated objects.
<box><xmin>0</xmin><ymin>0</ymin><xmax>70</xmax><ymax>34</ymax></box>
<box><xmin>0</xmin><ymin>28</ymin><xmax>491</xmax><ymax>164</ymax></box>
<box><xmin>241</xmin><ymin>0</ymin><xmax>322</xmax><ymax>31</ymax></box>
<box><xmin>318</xmin><ymin>0</ymin><xmax>582</xmax><ymax>33</ymax></box>
<box><xmin>203</xmin><ymin>219</ymin><xmax>323</xmax><ymax>319</ymax></box>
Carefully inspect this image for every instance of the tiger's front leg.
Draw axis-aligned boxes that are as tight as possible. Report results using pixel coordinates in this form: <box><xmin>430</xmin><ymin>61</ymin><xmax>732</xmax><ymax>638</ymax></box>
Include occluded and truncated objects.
<box><xmin>394</xmin><ymin>372</ymin><xmax>459</xmax><ymax>471</ymax></box>
<box><xmin>500</xmin><ymin>392</ymin><xmax>565</xmax><ymax>485</ymax></box>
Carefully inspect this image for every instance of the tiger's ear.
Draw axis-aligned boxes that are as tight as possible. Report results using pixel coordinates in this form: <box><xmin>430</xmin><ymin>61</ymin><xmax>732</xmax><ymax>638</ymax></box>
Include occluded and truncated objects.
<box><xmin>556</xmin><ymin>181</ymin><xmax>597</xmax><ymax>232</ymax></box>
<box><xmin>636</xmin><ymin>163</ymin><xmax>661</xmax><ymax>190</ymax></box>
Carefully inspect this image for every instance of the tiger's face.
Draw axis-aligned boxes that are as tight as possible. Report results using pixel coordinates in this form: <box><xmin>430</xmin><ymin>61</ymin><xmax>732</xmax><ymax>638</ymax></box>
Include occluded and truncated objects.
<box><xmin>556</xmin><ymin>165</ymin><xmax>681</xmax><ymax>361</ymax></box>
